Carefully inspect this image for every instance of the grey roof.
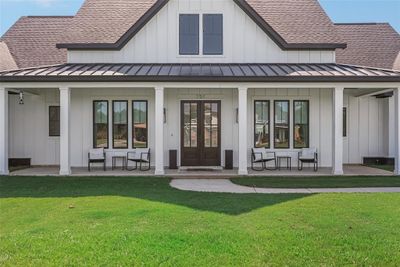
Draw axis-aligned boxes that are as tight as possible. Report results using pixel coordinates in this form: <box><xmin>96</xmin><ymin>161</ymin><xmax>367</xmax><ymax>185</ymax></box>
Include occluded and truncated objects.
<box><xmin>1</xmin><ymin>63</ymin><xmax>399</xmax><ymax>82</ymax></box>
<box><xmin>335</xmin><ymin>23</ymin><xmax>400</xmax><ymax>70</ymax></box>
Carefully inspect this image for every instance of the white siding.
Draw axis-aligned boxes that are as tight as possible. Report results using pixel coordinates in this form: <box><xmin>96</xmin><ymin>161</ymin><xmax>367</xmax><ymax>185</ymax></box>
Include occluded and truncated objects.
<box><xmin>8</xmin><ymin>88</ymin><xmax>393</xmax><ymax>168</ymax></box>
<box><xmin>68</xmin><ymin>0</ymin><xmax>335</xmax><ymax>64</ymax></box>
<box><xmin>343</xmin><ymin>94</ymin><xmax>391</xmax><ymax>163</ymax></box>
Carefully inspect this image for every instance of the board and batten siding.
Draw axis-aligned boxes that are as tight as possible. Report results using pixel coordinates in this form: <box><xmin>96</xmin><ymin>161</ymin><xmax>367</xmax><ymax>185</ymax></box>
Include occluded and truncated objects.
<box><xmin>8</xmin><ymin>88</ymin><xmax>392</xmax><ymax>167</ymax></box>
<box><xmin>67</xmin><ymin>0</ymin><xmax>335</xmax><ymax>64</ymax></box>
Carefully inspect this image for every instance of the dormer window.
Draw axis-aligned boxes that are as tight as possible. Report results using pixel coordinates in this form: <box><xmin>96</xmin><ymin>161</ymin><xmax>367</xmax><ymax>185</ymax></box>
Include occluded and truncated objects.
<box><xmin>179</xmin><ymin>13</ymin><xmax>223</xmax><ymax>56</ymax></box>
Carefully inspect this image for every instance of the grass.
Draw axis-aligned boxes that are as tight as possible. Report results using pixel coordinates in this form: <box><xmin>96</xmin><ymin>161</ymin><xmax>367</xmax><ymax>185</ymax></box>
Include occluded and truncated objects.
<box><xmin>231</xmin><ymin>176</ymin><xmax>400</xmax><ymax>188</ymax></box>
<box><xmin>1</xmin><ymin>176</ymin><xmax>400</xmax><ymax>266</ymax></box>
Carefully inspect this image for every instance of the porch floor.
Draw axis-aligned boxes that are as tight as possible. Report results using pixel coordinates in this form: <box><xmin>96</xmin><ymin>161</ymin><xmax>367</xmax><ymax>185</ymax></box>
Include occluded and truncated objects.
<box><xmin>8</xmin><ymin>165</ymin><xmax>394</xmax><ymax>177</ymax></box>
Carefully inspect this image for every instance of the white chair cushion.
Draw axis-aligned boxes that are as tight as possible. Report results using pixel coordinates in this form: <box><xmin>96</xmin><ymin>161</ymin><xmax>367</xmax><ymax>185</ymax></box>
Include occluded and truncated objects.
<box><xmin>253</xmin><ymin>148</ymin><xmax>274</xmax><ymax>162</ymax></box>
<box><xmin>300</xmin><ymin>148</ymin><xmax>316</xmax><ymax>160</ymax></box>
<box><xmin>128</xmin><ymin>148</ymin><xmax>150</xmax><ymax>162</ymax></box>
<box><xmin>89</xmin><ymin>148</ymin><xmax>105</xmax><ymax>160</ymax></box>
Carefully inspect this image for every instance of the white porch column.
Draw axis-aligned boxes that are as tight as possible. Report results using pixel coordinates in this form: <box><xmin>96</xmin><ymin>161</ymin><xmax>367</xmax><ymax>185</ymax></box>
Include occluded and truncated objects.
<box><xmin>59</xmin><ymin>87</ymin><xmax>71</xmax><ymax>175</ymax></box>
<box><xmin>0</xmin><ymin>87</ymin><xmax>9</xmax><ymax>175</ymax></box>
<box><xmin>394</xmin><ymin>87</ymin><xmax>400</xmax><ymax>175</ymax></box>
<box><xmin>332</xmin><ymin>87</ymin><xmax>344</xmax><ymax>175</ymax></box>
<box><xmin>238</xmin><ymin>86</ymin><xmax>248</xmax><ymax>175</ymax></box>
<box><xmin>155</xmin><ymin>86</ymin><xmax>165</xmax><ymax>175</ymax></box>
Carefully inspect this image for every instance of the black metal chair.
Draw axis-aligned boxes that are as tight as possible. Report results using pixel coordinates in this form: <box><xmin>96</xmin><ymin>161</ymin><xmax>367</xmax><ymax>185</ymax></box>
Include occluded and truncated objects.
<box><xmin>88</xmin><ymin>148</ymin><xmax>106</xmax><ymax>171</ymax></box>
<box><xmin>298</xmin><ymin>148</ymin><xmax>318</xmax><ymax>171</ymax></box>
<box><xmin>251</xmin><ymin>148</ymin><xmax>277</xmax><ymax>171</ymax></box>
<box><xmin>127</xmin><ymin>148</ymin><xmax>151</xmax><ymax>171</ymax></box>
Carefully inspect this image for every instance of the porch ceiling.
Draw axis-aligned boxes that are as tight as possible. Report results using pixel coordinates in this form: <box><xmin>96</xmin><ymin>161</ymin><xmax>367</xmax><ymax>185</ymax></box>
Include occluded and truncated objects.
<box><xmin>0</xmin><ymin>63</ymin><xmax>399</xmax><ymax>83</ymax></box>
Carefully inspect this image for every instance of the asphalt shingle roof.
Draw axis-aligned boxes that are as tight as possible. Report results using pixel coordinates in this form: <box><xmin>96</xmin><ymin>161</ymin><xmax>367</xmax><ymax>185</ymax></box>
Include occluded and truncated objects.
<box><xmin>336</xmin><ymin>23</ymin><xmax>400</xmax><ymax>70</ymax></box>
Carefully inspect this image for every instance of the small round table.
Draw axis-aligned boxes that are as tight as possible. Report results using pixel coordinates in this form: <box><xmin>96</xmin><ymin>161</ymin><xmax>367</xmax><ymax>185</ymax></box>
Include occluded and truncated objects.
<box><xmin>277</xmin><ymin>156</ymin><xmax>292</xmax><ymax>171</ymax></box>
<box><xmin>112</xmin><ymin>156</ymin><xmax>127</xmax><ymax>170</ymax></box>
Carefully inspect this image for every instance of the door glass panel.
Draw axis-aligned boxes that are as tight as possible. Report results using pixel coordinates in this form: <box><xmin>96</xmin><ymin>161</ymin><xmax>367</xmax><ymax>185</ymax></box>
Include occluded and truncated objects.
<box><xmin>204</xmin><ymin>102</ymin><xmax>218</xmax><ymax>148</ymax></box>
<box><xmin>183</xmin><ymin>102</ymin><xmax>198</xmax><ymax>148</ymax></box>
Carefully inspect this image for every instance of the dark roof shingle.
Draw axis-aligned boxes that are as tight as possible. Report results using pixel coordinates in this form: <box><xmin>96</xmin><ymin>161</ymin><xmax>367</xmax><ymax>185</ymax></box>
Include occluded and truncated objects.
<box><xmin>1</xmin><ymin>16</ymin><xmax>73</xmax><ymax>69</ymax></box>
<box><xmin>336</xmin><ymin>23</ymin><xmax>400</xmax><ymax>70</ymax></box>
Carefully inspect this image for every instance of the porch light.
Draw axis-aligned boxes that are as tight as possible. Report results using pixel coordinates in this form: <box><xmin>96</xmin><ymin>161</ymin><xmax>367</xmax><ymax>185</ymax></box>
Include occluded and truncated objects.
<box><xmin>163</xmin><ymin>108</ymin><xmax>167</xmax><ymax>123</ymax></box>
<box><xmin>19</xmin><ymin>90</ymin><xmax>24</xmax><ymax>105</ymax></box>
<box><xmin>235</xmin><ymin>108</ymin><xmax>239</xmax><ymax>123</ymax></box>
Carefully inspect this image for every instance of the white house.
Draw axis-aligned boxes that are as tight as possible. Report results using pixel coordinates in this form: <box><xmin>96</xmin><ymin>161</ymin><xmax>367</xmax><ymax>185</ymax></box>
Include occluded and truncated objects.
<box><xmin>0</xmin><ymin>0</ymin><xmax>399</xmax><ymax>176</ymax></box>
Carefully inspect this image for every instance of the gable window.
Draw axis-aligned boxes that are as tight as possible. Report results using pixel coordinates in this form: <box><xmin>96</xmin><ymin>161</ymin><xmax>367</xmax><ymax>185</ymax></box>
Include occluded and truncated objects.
<box><xmin>254</xmin><ymin>101</ymin><xmax>270</xmax><ymax>148</ymax></box>
<box><xmin>203</xmin><ymin>14</ymin><xmax>223</xmax><ymax>55</ymax></box>
<box><xmin>179</xmin><ymin>14</ymin><xmax>199</xmax><ymax>55</ymax></box>
<box><xmin>293</xmin><ymin>100</ymin><xmax>309</xmax><ymax>148</ymax></box>
<box><xmin>112</xmin><ymin>100</ymin><xmax>128</xmax><ymax>148</ymax></box>
<box><xmin>93</xmin><ymin>101</ymin><xmax>109</xmax><ymax>148</ymax></box>
<box><xmin>274</xmin><ymin>100</ymin><xmax>290</xmax><ymax>149</ymax></box>
<box><xmin>132</xmin><ymin>101</ymin><xmax>148</xmax><ymax>148</ymax></box>
<box><xmin>49</xmin><ymin>106</ymin><xmax>60</xmax><ymax>137</ymax></box>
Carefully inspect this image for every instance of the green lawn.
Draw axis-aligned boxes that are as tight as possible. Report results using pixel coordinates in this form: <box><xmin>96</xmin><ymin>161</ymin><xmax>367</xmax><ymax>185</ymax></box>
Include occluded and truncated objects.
<box><xmin>231</xmin><ymin>176</ymin><xmax>400</xmax><ymax>188</ymax></box>
<box><xmin>1</xmin><ymin>176</ymin><xmax>400</xmax><ymax>266</ymax></box>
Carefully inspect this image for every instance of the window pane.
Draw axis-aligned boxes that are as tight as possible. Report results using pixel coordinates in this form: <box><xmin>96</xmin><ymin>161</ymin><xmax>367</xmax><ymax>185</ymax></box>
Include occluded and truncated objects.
<box><xmin>49</xmin><ymin>106</ymin><xmax>60</xmax><ymax>136</ymax></box>
<box><xmin>113</xmin><ymin>101</ymin><xmax>128</xmax><ymax>148</ymax></box>
<box><xmin>133</xmin><ymin>101</ymin><xmax>148</xmax><ymax>148</ymax></box>
<box><xmin>183</xmin><ymin>102</ymin><xmax>198</xmax><ymax>148</ymax></box>
<box><xmin>274</xmin><ymin>101</ymin><xmax>289</xmax><ymax>148</ymax></box>
<box><xmin>93</xmin><ymin>101</ymin><xmax>108</xmax><ymax>148</ymax></box>
<box><xmin>179</xmin><ymin>14</ymin><xmax>199</xmax><ymax>55</ymax></box>
<box><xmin>254</xmin><ymin>101</ymin><xmax>269</xmax><ymax>148</ymax></box>
<box><xmin>204</xmin><ymin>102</ymin><xmax>219</xmax><ymax>148</ymax></box>
<box><xmin>203</xmin><ymin>14</ymin><xmax>223</xmax><ymax>55</ymax></box>
<box><xmin>294</xmin><ymin>101</ymin><xmax>309</xmax><ymax>148</ymax></box>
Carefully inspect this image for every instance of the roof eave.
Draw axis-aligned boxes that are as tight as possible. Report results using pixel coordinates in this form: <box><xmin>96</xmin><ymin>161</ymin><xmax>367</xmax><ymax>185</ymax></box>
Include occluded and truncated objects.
<box><xmin>1</xmin><ymin>75</ymin><xmax>398</xmax><ymax>83</ymax></box>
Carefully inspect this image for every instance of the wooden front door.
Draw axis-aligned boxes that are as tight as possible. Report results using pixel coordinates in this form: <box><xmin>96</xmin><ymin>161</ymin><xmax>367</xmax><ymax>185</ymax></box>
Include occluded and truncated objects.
<box><xmin>181</xmin><ymin>100</ymin><xmax>221</xmax><ymax>166</ymax></box>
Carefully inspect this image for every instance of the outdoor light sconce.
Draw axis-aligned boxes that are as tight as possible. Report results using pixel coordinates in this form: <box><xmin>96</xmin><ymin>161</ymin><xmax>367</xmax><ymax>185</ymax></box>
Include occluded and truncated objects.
<box><xmin>19</xmin><ymin>90</ymin><xmax>24</xmax><ymax>105</ymax></box>
<box><xmin>163</xmin><ymin>108</ymin><xmax>167</xmax><ymax>123</ymax></box>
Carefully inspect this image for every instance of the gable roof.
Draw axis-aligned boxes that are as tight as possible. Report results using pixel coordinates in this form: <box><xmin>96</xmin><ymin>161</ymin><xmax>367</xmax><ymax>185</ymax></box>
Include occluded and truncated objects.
<box><xmin>335</xmin><ymin>23</ymin><xmax>400</xmax><ymax>70</ymax></box>
<box><xmin>56</xmin><ymin>0</ymin><xmax>346</xmax><ymax>50</ymax></box>
<box><xmin>0</xmin><ymin>42</ymin><xmax>18</xmax><ymax>71</ymax></box>
<box><xmin>0</xmin><ymin>16</ymin><xmax>73</xmax><ymax>69</ymax></box>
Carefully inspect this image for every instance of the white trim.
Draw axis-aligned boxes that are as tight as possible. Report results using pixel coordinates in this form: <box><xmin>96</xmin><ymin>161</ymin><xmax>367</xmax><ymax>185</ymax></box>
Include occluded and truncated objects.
<box><xmin>394</xmin><ymin>87</ymin><xmax>400</xmax><ymax>175</ymax></box>
<box><xmin>238</xmin><ymin>86</ymin><xmax>248</xmax><ymax>174</ymax></box>
<box><xmin>155</xmin><ymin>86</ymin><xmax>165</xmax><ymax>175</ymax></box>
<box><xmin>0</xmin><ymin>87</ymin><xmax>9</xmax><ymax>175</ymax></box>
<box><xmin>332</xmin><ymin>87</ymin><xmax>344</xmax><ymax>175</ymax></box>
<box><xmin>59</xmin><ymin>86</ymin><xmax>71</xmax><ymax>175</ymax></box>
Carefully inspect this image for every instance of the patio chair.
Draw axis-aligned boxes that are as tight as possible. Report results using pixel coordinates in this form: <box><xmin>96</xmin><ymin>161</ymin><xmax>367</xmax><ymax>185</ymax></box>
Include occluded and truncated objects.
<box><xmin>298</xmin><ymin>147</ymin><xmax>318</xmax><ymax>171</ymax></box>
<box><xmin>127</xmin><ymin>148</ymin><xmax>151</xmax><ymax>171</ymax></box>
<box><xmin>251</xmin><ymin>148</ymin><xmax>277</xmax><ymax>171</ymax></box>
<box><xmin>88</xmin><ymin>148</ymin><xmax>106</xmax><ymax>171</ymax></box>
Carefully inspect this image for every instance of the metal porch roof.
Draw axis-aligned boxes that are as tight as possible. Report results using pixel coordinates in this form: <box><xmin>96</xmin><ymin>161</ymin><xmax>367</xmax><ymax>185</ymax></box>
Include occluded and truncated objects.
<box><xmin>0</xmin><ymin>63</ymin><xmax>399</xmax><ymax>82</ymax></box>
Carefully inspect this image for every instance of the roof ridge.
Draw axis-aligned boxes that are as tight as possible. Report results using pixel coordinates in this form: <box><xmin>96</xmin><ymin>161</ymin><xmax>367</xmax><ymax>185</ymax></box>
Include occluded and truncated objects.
<box><xmin>335</xmin><ymin>22</ymin><xmax>390</xmax><ymax>26</ymax></box>
<box><xmin>25</xmin><ymin>16</ymin><xmax>74</xmax><ymax>18</ymax></box>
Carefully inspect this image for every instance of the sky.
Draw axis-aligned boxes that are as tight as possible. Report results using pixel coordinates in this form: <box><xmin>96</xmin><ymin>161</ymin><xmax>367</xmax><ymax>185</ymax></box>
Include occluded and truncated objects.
<box><xmin>0</xmin><ymin>0</ymin><xmax>399</xmax><ymax>36</ymax></box>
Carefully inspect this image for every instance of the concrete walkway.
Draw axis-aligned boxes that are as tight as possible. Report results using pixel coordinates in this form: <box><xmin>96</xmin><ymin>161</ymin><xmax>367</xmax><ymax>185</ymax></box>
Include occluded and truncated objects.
<box><xmin>170</xmin><ymin>179</ymin><xmax>400</xmax><ymax>194</ymax></box>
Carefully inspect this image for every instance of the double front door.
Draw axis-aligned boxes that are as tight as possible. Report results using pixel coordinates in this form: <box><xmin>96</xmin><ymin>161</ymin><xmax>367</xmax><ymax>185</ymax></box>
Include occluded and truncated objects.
<box><xmin>181</xmin><ymin>100</ymin><xmax>221</xmax><ymax>166</ymax></box>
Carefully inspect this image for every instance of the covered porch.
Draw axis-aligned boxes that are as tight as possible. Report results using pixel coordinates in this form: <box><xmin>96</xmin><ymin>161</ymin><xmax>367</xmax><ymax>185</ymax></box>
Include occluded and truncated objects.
<box><xmin>0</xmin><ymin>63</ymin><xmax>400</xmax><ymax>176</ymax></box>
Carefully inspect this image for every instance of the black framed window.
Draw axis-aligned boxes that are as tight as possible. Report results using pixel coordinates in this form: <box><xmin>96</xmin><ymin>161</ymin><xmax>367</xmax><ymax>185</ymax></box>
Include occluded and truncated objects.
<box><xmin>93</xmin><ymin>101</ymin><xmax>109</xmax><ymax>148</ymax></box>
<box><xmin>254</xmin><ymin>101</ymin><xmax>270</xmax><ymax>148</ymax></box>
<box><xmin>274</xmin><ymin>100</ymin><xmax>290</xmax><ymax>148</ymax></box>
<box><xmin>343</xmin><ymin>107</ymin><xmax>347</xmax><ymax>137</ymax></box>
<box><xmin>203</xmin><ymin>14</ymin><xmax>223</xmax><ymax>55</ymax></box>
<box><xmin>112</xmin><ymin>101</ymin><xmax>128</xmax><ymax>149</ymax></box>
<box><xmin>49</xmin><ymin>106</ymin><xmax>60</xmax><ymax>137</ymax></box>
<box><xmin>293</xmin><ymin>100</ymin><xmax>309</xmax><ymax>148</ymax></box>
<box><xmin>179</xmin><ymin>14</ymin><xmax>199</xmax><ymax>55</ymax></box>
<box><xmin>132</xmin><ymin>101</ymin><xmax>148</xmax><ymax>148</ymax></box>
